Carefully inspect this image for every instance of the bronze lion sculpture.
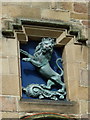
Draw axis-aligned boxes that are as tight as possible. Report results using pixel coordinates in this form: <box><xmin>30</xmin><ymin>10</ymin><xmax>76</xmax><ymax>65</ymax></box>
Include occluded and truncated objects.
<box><xmin>20</xmin><ymin>38</ymin><xmax>66</xmax><ymax>99</ymax></box>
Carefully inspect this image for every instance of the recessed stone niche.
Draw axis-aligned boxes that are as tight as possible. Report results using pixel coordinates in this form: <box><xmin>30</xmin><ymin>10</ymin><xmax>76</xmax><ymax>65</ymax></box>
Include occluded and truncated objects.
<box><xmin>2</xmin><ymin>18</ymin><xmax>88</xmax><ymax>114</ymax></box>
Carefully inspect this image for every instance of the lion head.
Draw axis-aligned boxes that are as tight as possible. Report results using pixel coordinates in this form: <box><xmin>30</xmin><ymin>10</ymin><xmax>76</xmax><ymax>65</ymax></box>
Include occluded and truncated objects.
<box><xmin>40</xmin><ymin>37</ymin><xmax>55</xmax><ymax>53</ymax></box>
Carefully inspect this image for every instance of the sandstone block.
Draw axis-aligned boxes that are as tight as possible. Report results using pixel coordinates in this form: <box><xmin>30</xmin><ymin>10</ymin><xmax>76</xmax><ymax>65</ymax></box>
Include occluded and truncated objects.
<box><xmin>31</xmin><ymin>2</ymin><xmax>50</xmax><ymax>8</ymax></box>
<box><xmin>57</xmin><ymin>2</ymin><xmax>73</xmax><ymax>11</ymax></box>
<box><xmin>50</xmin><ymin>2</ymin><xmax>57</xmax><ymax>9</ymax></box>
<box><xmin>63</xmin><ymin>44</ymin><xmax>75</xmax><ymax>63</ymax></box>
<box><xmin>0</xmin><ymin>58</ymin><xmax>2</xmax><ymax>75</ymax></box>
<box><xmin>7</xmin><ymin>38</ymin><xmax>18</xmax><ymax>57</ymax></box>
<box><xmin>0</xmin><ymin>38</ymin><xmax>2</xmax><ymax>56</ymax></box>
<box><xmin>2</xmin><ymin>112</ymin><xmax>19</xmax><ymax>118</ymax></box>
<box><xmin>64</xmin><ymin>63</ymin><xmax>78</xmax><ymax>101</ymax></box>
<box><xmin>9</xmin><ymin>57</ymin><xmax>19</xmax><ymax>75</ymax></box>
<box><xmin>74</xmin><ymin>3</ymin><xmax>88</xmax><ymax>13</ymax></box>
<box><xmin>71</xmin><ymin>12</ymin><xmax>88</xmax><ymax>20</ymax></box>
<box><xmin>0</xmin><ymin>96</ymin><xmax>17</xmax><ymax>112</ymax></box>
<box><xmin>80</xmin><ymin>69</ymin><xmax>88</xmax><ymax>87</ymax></box>
<box><xmin>2</xmin><ymin>3</ymin><xmax>41</xmax><ymax>19</ymax></box>
<box><xmin>2</xmin><ymin>75</ymin><xmax>20</xmax><ymax>96</ymax></box>
<box><xmin>2</xmin><ymin>4</ymin><xmax>22</xmax><ymax>18</ymax></box>
<box><xmin>78</xmin><ymin>87</ymin><xmax>88</xmax><ymax>100</ymax></box>
<box><xmin>0</xmin><ymin>76</ymin><xmax>2</xmax><ymax>95</ymax></box>
<box><xmin>2</xmin><ymin>38</ymin><xmax>8</xmax><ymax>57</ymax></box>
<box><xmin>2</xmin><ymin>57</ymin><xmax>9</xmax><ymax>75</ymax></box>
<box><xmin>20</xmin><ymin>7</ymin><xmax>41</xmax><ymax>19</ymax></box>
<box><xmin>41</xmin><ymin>9</ymin><xmax>70</xmax><ymax>21</ymax></box>
<box><xmin>18</xmin><ymin>99</ymin><xmax>79</xmax><ymax>114</ymax></box>
<box><xmin>82</xmin><ymin>20</ymin><xmax>89</xmax><ymax>28</ymax></box>
<box><xmin>74</xmin><ymin>45</ymin><xmax>83</xmax><ymax>62</ymax></box>
<box><xmin>82</xmin><ymin>46</ymin><xmax>88</xmax><ymax>63</ymax></box>
<box><xmin>79</xmin><ymin>100</ymin><xmax>88</xmax><ymax>114</ymax></box>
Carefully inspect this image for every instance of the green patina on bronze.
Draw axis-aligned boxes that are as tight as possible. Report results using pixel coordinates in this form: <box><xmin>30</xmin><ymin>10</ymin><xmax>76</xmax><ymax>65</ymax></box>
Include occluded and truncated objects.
<box><xmin>21</xmin><ymin>38</ymin><xmax>66</xmax><ymax>100</ymax></box>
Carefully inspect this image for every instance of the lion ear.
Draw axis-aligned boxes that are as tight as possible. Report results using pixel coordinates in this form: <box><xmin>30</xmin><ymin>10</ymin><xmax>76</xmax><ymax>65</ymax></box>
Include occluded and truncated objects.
<box><xmin>42</xmin><ymin>38</ymin><xmax>46</xmax><ymax>42</ymax></box>
<box><xmin>51</xmin><ymin>38</ymin><xmax>55</xmax><ymax>45</ymax></box>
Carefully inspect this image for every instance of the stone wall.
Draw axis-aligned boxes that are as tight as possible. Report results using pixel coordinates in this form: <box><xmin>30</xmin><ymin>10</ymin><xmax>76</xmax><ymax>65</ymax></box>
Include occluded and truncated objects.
<box><xmin>1</xmin><ymin>1</ymin><xmax>89</xmax><ymax>119</ymax></box>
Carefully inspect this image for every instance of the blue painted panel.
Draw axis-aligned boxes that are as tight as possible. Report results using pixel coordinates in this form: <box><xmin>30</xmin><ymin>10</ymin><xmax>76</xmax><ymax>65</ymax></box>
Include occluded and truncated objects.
<box><xmin>20</xmin><ymin>40</ymin><xmax>63</xmax><ymax>99</ymax></box>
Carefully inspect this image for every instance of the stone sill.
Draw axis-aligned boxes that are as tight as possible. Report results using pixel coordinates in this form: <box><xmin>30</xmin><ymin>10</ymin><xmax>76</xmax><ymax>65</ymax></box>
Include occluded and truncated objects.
<box><xmin>20</xmin><ymin>99</ymin><xmax>76</xmax><ymax>106</ymax></box>
<box><xmin>18</xmin><ymin>99</ymin><xmax>78</xmax><ymax>114</ymax></box>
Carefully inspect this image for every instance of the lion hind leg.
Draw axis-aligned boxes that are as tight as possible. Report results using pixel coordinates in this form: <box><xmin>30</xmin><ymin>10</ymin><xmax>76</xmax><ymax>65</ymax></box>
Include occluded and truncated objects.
<box><xmin>41</xmin><ymin>79</ymin><xmax>54</xmax><ymax>90</ymax></box>
<box><xmin>46</xmin><ymin>79</ymin><xmax>54</xmax><ymax>89</ymax></box>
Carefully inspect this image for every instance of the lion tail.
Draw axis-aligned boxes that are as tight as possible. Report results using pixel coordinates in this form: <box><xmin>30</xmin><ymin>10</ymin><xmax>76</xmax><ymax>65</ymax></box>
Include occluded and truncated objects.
<box><xmin>56</xmin><ymin>58</ymin><xmax>63</xmax><ymax>76</ymax></box>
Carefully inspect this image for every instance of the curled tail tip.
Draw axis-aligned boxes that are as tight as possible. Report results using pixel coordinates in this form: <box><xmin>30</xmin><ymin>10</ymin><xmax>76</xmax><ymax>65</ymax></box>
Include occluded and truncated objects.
<box><xmin>22</xmin><ymin>87</ymin><xmax>26</xmax><ymax>92</ymax></box>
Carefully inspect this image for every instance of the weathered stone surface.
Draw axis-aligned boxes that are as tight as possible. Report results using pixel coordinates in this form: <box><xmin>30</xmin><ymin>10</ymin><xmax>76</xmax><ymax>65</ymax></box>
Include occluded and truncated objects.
<box><xmin>78</xmin><ymin>87</ymin><xmax>88</xmax><ymax>100</ymax></box>
<box><xmin>2</xmin><ymin>75</ymin><xmax>20</xmax><ymax>96</ymax></box>
<box><xmin>50</xmin><ymin>2</ymin><xmax>57</xmax><ymax>9</ymax></box>
<box><xmin>71</xmin><ymin>12</ymin><xmax>88</xmax><ymax>20</ymax></box>
<box><xmin>2</xmin><ymin>112</ymin><xmax>19</xmax><ymax>118</ymax></box>
<box><xmin>2</xmin><ymin>4</ymin><xmax>41</xmax><ymax>19</ymax></box>
<box><xmin>79</xmin><ymin>100</ymin><xmax>88</xmax><ymax>114</ymax></box>
<box><xmin>2</xmin><ymin>57</ymin><xmax>9</xmax><ymax>75</ymax></box>
<box><xmin>31</xmin><ymin>2</ymin><xmax>50</xmax><ymax>8</ymax></box>
<box><xmin>0</xmin><ymin>96</ymin><xmax>17</xmax><ymax>112</ymax></box>
<box><xmin>18</xmin><ymin>99</ymin><xmax>79</xmax><ymax>114</ymax></box>
<box><xmin>7</xmin><ymin>38</ymin><xmax>18</xmax><ymax>57</ymax></box>
<box><xmin>41</xmin><ymin>9</ymin><xmax>70</xmax><ymax>21</ymax></box>
<box><xmin>81</xmin><ymin>114</ymin><xmax>89</xmax><ymax>119</ymax></box>
<box><xmin>0</xmin><ymin>39</ymin><xmax>2</xmax><ymax>56</ymax></box>
<box><xmin>0</xmin><ymin>58</ymin><xmax>2</xmax><ymax>75</ymax></box>
<box><xmin>74</xmin><ymin>45</ymin><xmax>84</xmax><ymax>62</ymax></box>
<box><xmin>9</xmin><ymin>57</ymin><xmax>19</xmax><ymax>75</ymax></box>
<box><xmin>2</xmin><ymin>38</ymin><xmax>18</xmax><ymax>57</ymax></box>
<box><xmin>63</xmin><ymin>44</ymin><xmax>75</xmax><ymax>63</ymax></box>
<box><xmin>82</xmin><ymin>46</ymin><xmax>88</xmax><ymax>63</ymax></box>
<box><xmin>0</xmin><ymin>76</ymin><xmax>2</xmax><ymax>95</ymax></box>
<box><xmin>74</xmin><ymin>3</ymin><xmax>88</xmax><ymax>13</ymax></box>
<box><xmin>80</xmin><ymin>69</ymin><xmax>88</xmax><ymax>87</ymax></box>
<box><xmin>65</xmin><ymin>63</ymin><xmax>78</xmax><ymax>101</ymax></box>
<box><xmin>57</xmin><ymin>2</ymin><xmax>73</xmax><ymax>11</ymax></box>
<box><xmin>2</xmin><ymin>38</ymin><xmax>8</xmax><ymax>57</ymax></box>
<box><xmin>82</xmin><ymin>20</ymin><xmax>89</xmax><ymax>28</ymax></box>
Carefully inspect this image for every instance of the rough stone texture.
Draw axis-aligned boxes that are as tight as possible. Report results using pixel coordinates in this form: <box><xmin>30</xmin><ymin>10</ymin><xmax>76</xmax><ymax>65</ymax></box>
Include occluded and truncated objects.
<box><xmin>57</xmin><ymin>2</ymin><xmax>73</xmax><ymax>11</ymax></box>
<box><xmin>2</xmin><ymin>38</ymin><xmax>18</xmax><ymax>57</ymax></box>
<box><xmin>78</xmin><ymin>87</ymin><xmax>88</xmax><ymax>100</ymax></box>
<box><xmin>8</xmin><ymin>57</ymin><xmax>19</xmax><ymax>75</ymax></box>
<box><xmin>80</xmin><ymin>69</ymin><xmax>88</xmax><ymax>87</ymax></box>
<box><xmin>79</xmin><ymin>100</ymin><xmax>88</xmax><ymax>114</ymax></box>
<box><xmin>82</xmin><ymin>20</ymin><xmax>89</xmax><ymax>28</ymax></box>
<box><xmin>0</xmin><ymin>76</ymin><xmax>2</xmax><ymax>95</ymax></box>
<box><xmin>71</xmin><ymin>12</ymin><xmax>88</xmax><ymax>20</ymax></box>
<box><xmin>0</xmin><ymin>58</ymin><xmax>2</xmax><ymax>75</ymax></box>
<box><xmin>31</xmin><ymin>2</ymin><xmax>50</xmax><ymax>9</ymax></box>
<box><xmin>0</xmin><ymin>39</ymin><xmax>2</xmax><ymax>56</ymax></box>
<box><xmin>0</xmin><ymin>96</ymin><xmax>17</xmax><ymax>112</ymax></box>
<box><xmin>65</xmin><ymin>63</ymin><xmax>78</xmax><ymax>101</ymax></box>
<box><xmin>2</xmin><ymin>112</ymin><xmax>19</xmax><ymax>118</ymax></box>
<box><xmin>17</xmin><ymin>100</ymin><xmax>79</xmax><ymax>114</ymax></box>
<box><xmin>41</xmin><ymin>9</ymin><xmax>70</xmax><ymax>21</ymax></box>
<box><xmin>2</xmin><ymin>57</ymin><xmax>9</xmax><ymax>75</ymax></box>
<box><xmin>50</xmin><ymin>2</ymin><xmax>57</xmax><ymax>9</ymax></box>
<box><xmin>74</xmin><ymin>2</ymin><xmax>88</xmax><ymax>13</ymax></box>
<box><xmin>2</xmin><ymin>75</ymin><xmax>20</xmax><ymax>96</ymax></box>
<box><xmin>81</xmin><ymin>114</ymin><xmax>89</xmax><ymax>119</ymax></box>
<box><xmin>2</xmin><ymin>3</ymin><xmax>41</xmax><ymax>19</ymax></box>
